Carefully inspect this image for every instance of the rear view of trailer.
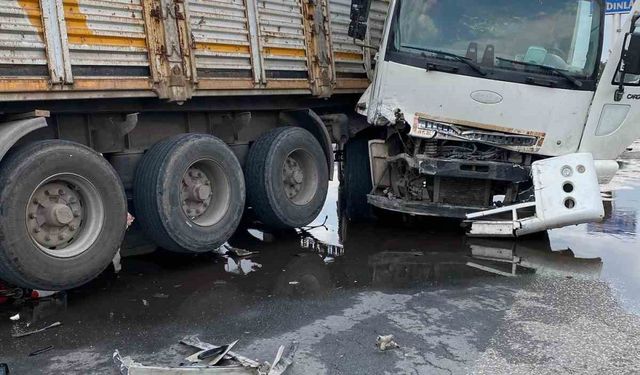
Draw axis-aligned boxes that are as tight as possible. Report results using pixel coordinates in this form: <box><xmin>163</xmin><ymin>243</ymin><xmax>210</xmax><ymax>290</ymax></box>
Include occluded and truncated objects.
<box><xmin>0</xmin><ymin>0</ymin><xmax>386</xmax><ymax>103</ymax></box>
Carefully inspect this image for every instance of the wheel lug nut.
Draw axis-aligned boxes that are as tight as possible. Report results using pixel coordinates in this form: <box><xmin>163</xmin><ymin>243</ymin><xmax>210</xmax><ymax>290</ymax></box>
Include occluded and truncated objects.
<box><xmin>33</xmin><ymin>228</ymin><xmax>40</xmax><ymax>233</ymax></box>
<box><xmin>33</xmin><ymin>198</ymin><xmax>39</xmax><ymax>205</ymax></box>
<box><xmin>59</xmin><ymin>189</ymin><xmax>65</xmax><ymax>195</ymax></box>
<box><xmin>58</xmin><ymin>234</ymin><xmax>65</xmax><ymax>240</ymax></box>
<box><xmin>44</xmin><ymin>235</ymin><xmax>51</xmax><ymax>241</ymax></box>
<box><xmin>29</xmin><ymin>213</ymin><xmax>36</xmax><ymax>219</ymax></box>
<box><xmin>195</xmin><ymin>209</ymin><xmax>202</xmax><ymax>215</ymax></box>
<box><xmin>73</xmin><ymin>211</ymin><xmax>79</xmax><ymax>217</ymax></box>
<box><xmin>69</xmin><ymin>197</ymin><xmax>76</xmax><ymax>203</ymax></box>
<box><xmin>69</xmin><ymin>225</ymin><xmax>76</xmax><ymax>231</ymax></box>
<box><xmin>45</xmin><ymin>190</ymin><xmax>50</xmax><ymax>196</ymax></box>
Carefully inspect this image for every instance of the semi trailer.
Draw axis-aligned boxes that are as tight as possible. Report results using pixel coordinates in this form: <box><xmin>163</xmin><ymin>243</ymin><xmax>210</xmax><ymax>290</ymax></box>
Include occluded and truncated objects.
<box><xmin>0</xmin><ymin>0</ymin><xmax>388</xmax><ymax>290</ymax></box>
<box><xmin>344</xmin><ymin>0</ymin><xmax>640</xmax><ymax>236</ymax></box>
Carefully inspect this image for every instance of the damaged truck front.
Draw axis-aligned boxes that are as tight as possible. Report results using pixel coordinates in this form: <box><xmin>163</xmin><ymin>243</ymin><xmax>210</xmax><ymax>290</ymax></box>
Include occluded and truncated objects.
<box><xmin>344</xmin><ymin>0</ymin><xmax>640</xmax><ymax>236</ymax></box>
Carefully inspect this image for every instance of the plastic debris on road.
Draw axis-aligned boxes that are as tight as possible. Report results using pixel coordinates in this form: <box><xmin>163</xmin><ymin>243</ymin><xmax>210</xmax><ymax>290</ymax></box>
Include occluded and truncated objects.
<box><xmin>28</xmin><ymin>345</ymin><xmax>54</xmax><ymax>357</ymax></box>
<box><xmin>113</xmin><ymin>336</ymin><xmax>297</xmax><ymax>375</ymax></box>
<box><xmin>376</xmin><ymin>335</ymin><xmax>400</xmax><ymax>351</ymax></box>
<box><xmin>12</xmin><ymin>321</ymin><xmax>62</xmax><ymax>338</ymax></box>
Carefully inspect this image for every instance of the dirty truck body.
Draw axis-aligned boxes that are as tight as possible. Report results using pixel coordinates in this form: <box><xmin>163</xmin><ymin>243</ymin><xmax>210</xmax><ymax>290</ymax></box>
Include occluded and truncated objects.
<box><xmin>344</xmin><ymin>0</ymin><xmax>640</xmax><ymax>237</ymax></box>
<box><xmin>0</xmin><ymin>0</ymin><xmax>389</xmax><ymax>290</ymax></box>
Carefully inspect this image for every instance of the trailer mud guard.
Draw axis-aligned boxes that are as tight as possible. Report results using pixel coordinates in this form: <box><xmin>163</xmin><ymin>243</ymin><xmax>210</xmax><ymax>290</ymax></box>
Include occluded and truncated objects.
<box><xmin>0</xmin><ymin>117</ymin><xmax>48</xmax><ymax>163</ymax></box>
<box><xmin>280</xmin><ymin>109</ymin><xmax>335</xmax><ymax>180</ymax></box>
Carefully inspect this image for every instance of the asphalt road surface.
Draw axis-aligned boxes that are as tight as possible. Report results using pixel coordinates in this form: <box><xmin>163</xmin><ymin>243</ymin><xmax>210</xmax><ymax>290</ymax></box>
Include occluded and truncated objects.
<box><xmin>1</xmin><ymin>145</ymin><xmax>640</xmax><ymax>374</ymax></box>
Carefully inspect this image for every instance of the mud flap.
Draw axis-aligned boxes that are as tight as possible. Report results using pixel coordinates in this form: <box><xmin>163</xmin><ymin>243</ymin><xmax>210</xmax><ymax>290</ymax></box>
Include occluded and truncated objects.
<box><xmin>465</xmin><ymin>153</ymin><xmax>605</xmax><ymax>237</ymax></box>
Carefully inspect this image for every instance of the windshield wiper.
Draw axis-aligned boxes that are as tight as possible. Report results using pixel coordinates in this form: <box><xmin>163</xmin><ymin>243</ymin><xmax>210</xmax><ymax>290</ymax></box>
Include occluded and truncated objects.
<box><xmin>401</xmin><ymin>44</ymin><xmax>487</xmax><ymax>76</ymax></box>
<box><xmin>495</xmin><ymin>56</ymin><xmax>582</xmax><ymax>88</ymax></box>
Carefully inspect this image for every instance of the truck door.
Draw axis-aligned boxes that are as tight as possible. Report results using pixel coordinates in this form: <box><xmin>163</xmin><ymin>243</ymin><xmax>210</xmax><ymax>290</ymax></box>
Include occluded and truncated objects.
<box><xmin>579</xmin><ymin>3</ymin><xmax>640</xmax><ymax>163</ymax></box>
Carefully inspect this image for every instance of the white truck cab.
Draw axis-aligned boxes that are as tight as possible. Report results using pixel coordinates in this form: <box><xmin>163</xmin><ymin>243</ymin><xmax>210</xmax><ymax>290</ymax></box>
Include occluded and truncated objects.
<box><xmin>345</xmin><ymin>0</ymin><xmax>640</xmax><ymax>236</ymax></box>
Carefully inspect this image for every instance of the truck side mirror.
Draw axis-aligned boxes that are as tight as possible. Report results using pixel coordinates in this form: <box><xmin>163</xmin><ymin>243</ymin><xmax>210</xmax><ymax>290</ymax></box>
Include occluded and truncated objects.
<box><xmin>614</xmin><ymin>15</ymin><xmax>640</xmax><ymax>101</ymax></box>
<box><xmin>348</xmin><ymin>0</ymin><xmax>371</xmax><ymax>40</ymax></box>
<box><xmin>623</xmin><ymin>33</ymin><xmax>640</xmax><ymax>75</ymax></box>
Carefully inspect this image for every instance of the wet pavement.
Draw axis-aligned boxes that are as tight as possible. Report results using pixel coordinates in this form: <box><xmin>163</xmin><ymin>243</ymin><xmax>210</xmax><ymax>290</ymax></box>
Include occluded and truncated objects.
<box><xmin>2</xmin><ymin>144</ymin><xmax>640</xmax><ymax>374</ymax></box>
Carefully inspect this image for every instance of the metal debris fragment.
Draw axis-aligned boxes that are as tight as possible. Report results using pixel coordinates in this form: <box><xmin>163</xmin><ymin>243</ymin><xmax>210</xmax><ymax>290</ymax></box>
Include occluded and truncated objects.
<box><xmin>267</xmin><ymin>342</ymin><xmax>298</xmax><ymax>375</ymax></box>
<box><xmin>376</xmin><ymin>335</ymin><xmax>400</xmax><ymax>351</ymax></box>
<box><xmin>217</xmin><ymin>243</ymin><xmax>257</xmax><ymax>258</ymax></box>
<box><xmin>28</xmin><ymin>345</ymin><xmax>54</xmax><ymax>357</ymax></box>
<box><xmin>126</xmin><ymin>213</ymin><xmax>135</xmax><ymax>228</ymax></box>
<box><xmin>228</xmin><ymin>247</ymin><xmax>257</xmax><ymax>258</ymax></box>
<box><xmin>184</xmin><ymin>340</ymin><xmax>238</xmax><ymax>365</ymax></box>
<box><xmin>114</xmin><ymin>337</ymin><xmax>297</xmax><ymax>375</ymax></box>
<box><xmin>180</xmin><ymin>335</ymin><xmax>262</xmax><ymax>368</ymax></box>
<box><xmin>112</xmin><ymin>213</ymin><xmax>134</xmax><ymax>274</ymax></box>
<box><xmin>112</xmin><ymin>250</ymin><xmax>122</xmax><ymax>273</ymax></box>
<box><xmin>12</xmin><ymin>321</ymin><xmax>62</xmax><ymax>338</ymax></box>
<box><xmin>31</xmin><ymin>290</ymin><xmax>59</xmax><ymax>299</ymax></box>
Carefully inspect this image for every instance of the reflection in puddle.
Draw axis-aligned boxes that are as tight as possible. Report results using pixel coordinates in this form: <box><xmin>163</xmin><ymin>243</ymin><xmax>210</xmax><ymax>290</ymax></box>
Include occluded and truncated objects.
<box><xmin>467</xmin><ymin>238</ymin><xmax>602</xmax><ymax>279</ymax></box>
<box><xmin>300</xmin><ymin>233</ymin><xmax>344</xmax><ymax>258</ymax></box>
<box><xmin>224</xmin><ymin>258</ymin><xmax>262</xmax><ymax>276</ymax></box>
<box><xmin>587</xmin><ymin>197</ymin><xmax>637</xmax><ymax>238</ymax></box>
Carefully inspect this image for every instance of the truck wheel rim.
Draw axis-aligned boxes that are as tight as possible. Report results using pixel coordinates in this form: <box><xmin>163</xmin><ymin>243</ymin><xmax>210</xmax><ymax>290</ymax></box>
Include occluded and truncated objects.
<box><xmin>180</xmin><ymin>159</ymin><xmax>231</xmax><ymax>227</ymax></box>
<box><xmin>282</xmin><ymin>149</ymin><xmax>318</xmax><ymax>206</ymax></box>
<box><xmin>26</xmin><ymin>173</ymin><xmax>104</xmax><ymax>258</ymax></box>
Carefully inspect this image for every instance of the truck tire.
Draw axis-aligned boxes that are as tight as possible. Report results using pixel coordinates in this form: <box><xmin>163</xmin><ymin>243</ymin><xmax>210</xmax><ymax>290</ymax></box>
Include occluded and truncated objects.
<box><xmin>133</xmin><ymin>134</ymin><xmax>245</xmax><ymax>253</ymax></box>
<box><xmin>343</xmin><ymin>137</ymin><xmax>375</xmax><ymax>221</ymax></box>
<box><xmin>246</xmin><ymin>127</ymin><xmax>328</xmax><ymax>229</ymax></box>
<box><xmin>0</xmin><ymin>140</ymin><xmax>127</xmax><ymax>290</ymax></box>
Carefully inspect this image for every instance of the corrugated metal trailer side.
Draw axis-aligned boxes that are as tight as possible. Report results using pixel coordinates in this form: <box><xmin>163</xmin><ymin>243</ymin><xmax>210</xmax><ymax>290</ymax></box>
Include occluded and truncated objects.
<box><xmin>0</xmin><ymin>0</ymin><xmax>388</xmax><ymax>103</ymax></box>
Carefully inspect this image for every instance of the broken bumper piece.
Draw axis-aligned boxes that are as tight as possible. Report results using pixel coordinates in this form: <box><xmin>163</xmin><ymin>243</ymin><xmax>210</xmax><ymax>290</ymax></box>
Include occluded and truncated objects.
<box><xmin>465</xmin><ymin>153</ymin><xmax>605</xmax><ymax>237</ymax></box>
<box><xmin>113</xmin><ymin>336</ymin><xmax>297</xmax><ymax>375</ymax></box>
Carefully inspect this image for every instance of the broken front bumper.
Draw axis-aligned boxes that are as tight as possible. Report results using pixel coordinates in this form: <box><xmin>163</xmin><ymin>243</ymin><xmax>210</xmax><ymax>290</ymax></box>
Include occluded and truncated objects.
<box><xmin>466</xmin><ymin>153</ymin><xmax>605</xmax><ymax>237</ymax></box>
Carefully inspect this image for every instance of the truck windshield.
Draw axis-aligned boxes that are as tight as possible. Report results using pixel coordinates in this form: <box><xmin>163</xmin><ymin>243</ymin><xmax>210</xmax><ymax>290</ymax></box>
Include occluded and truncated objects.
<box><xmin>388</xmin><ymin>0</ymin><xmax>602</xmax><ymax>83</ymax></box>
